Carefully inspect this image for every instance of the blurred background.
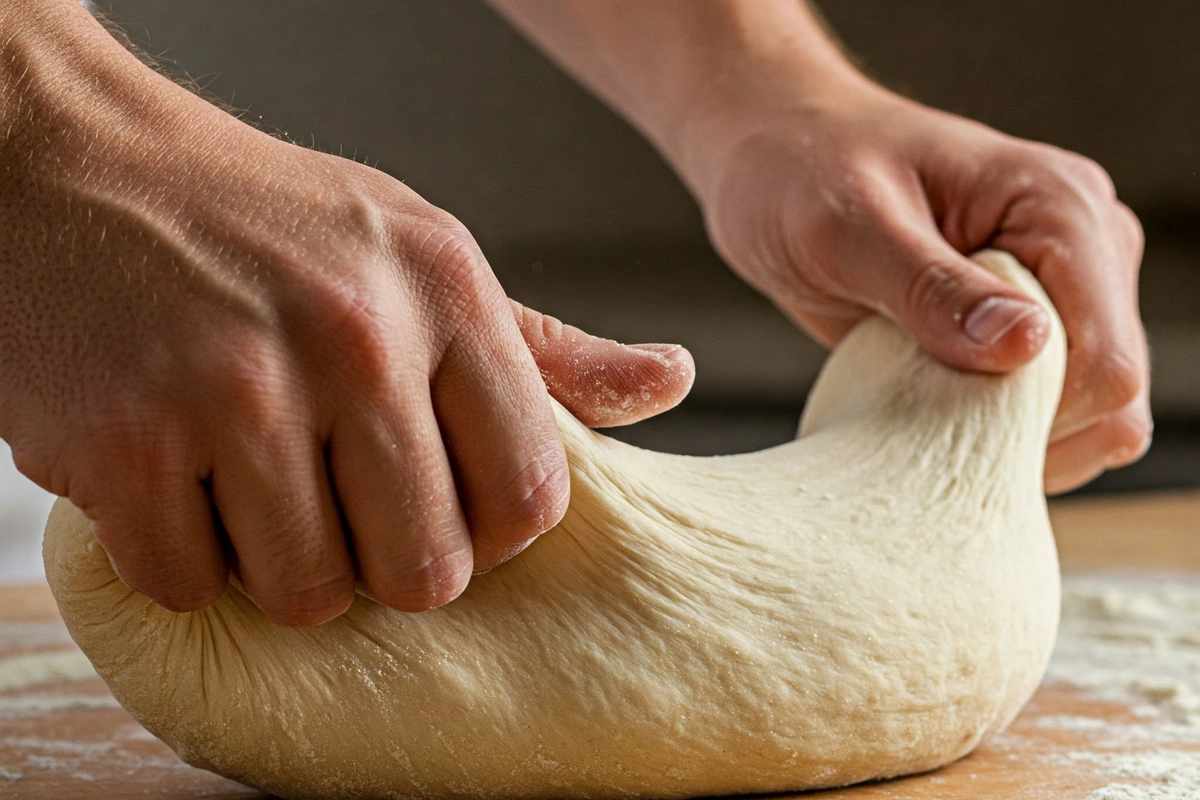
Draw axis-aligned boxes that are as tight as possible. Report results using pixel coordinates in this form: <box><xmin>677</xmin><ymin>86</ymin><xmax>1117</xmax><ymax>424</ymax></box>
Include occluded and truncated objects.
<box><xmin>2</xmin><ymin>0</ymin><xmax>1197</xmax><ymax>580</ymax></box>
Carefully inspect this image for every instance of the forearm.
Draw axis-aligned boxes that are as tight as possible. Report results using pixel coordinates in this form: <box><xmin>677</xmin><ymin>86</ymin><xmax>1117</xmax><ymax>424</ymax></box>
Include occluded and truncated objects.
<box><xmin>0</xmin><ymin>0</ymin><xmax>193</xmax><ymax>177</ymax></box>
<box><xmin>1</xmin><ymin>0</ymin><xmax>276</xmax><ymax>253</ymax></box>
<box><xmin>486</xmin><ymin>0</ymin><xmax>870</xmax><ymax>196</ymax></box>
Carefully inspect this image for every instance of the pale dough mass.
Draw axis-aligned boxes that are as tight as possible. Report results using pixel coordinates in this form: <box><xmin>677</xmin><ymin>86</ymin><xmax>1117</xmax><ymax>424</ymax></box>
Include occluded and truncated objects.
<box><xmin>44</xmin><ymin>251</ymin><xmax>1065</xmax><ymax>799</ymax></box>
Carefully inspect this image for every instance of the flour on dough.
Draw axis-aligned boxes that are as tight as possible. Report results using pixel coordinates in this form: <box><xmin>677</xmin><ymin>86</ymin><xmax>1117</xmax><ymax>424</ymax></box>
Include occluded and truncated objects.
<box><xmin>44</xmin><ymin>251</ymin><xmax>1066</xmax><ymax>800</ymax></box>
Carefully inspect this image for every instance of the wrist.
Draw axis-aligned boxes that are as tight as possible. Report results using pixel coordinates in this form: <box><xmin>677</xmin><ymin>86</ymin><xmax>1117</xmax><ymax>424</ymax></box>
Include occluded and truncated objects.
<box><xmin>1</xmin><ymin>1</ymin><xmax>204</xmax><ymax>182</ymax></box>
<box><xmin>610</xmin><ymin>2</ymin><xmax>906</xmax><ymax>211</ymax></box>
<box><xmin>663</xmin><ymin>54</ymin><xmax>887</xmax><ymax>209</ymax></box>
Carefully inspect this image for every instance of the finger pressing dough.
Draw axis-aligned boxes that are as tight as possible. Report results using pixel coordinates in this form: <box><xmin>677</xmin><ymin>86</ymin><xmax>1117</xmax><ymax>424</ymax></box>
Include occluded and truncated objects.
<box><xmin>44</xmin><ymin>251</ymin><xmax>1065</xmax><ymax>799</ymax></box>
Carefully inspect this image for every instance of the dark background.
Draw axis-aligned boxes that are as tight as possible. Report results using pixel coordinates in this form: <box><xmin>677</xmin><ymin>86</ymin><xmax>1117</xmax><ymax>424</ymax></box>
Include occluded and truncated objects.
<box><xmin>100</xmin><ymin>0</ymin><xmax>1200</xmax><ymax>493</ymax></box>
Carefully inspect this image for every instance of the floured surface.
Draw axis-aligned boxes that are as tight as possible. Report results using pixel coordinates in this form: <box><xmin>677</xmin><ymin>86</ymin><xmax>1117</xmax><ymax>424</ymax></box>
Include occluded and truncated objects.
<box><xmin>0</xmin><ymin>585</ymin><xmax>259</xmax><ymax>799</ymax></box>
<box><xmin>991</xmin><ymin>577</ymin><xmax>1200</xmax><ymax>799</ymax></box>
<box><xmin>4</xmin><ymin>490</ymin><xmax>1200</xmax><ymax>800</ymax></box>
<box><xmin>1051</xmin><ymin>577</ymin><xmax>1200</xmax><ymax>727</ymax></box>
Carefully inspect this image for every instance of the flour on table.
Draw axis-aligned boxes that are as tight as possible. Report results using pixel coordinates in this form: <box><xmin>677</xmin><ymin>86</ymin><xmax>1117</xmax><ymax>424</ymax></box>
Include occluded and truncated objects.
<box><xmin>0</xmin><ymin>693</ymin><xmax>120</xmax><ymax>717</ymax></box>
<box><xmin>0</xmin><ymin>650</ymin><xmax>96</xmax><ymax>691</ymax></box>
<box><xmin>1039</xmin><ymin>576</ymin><xmax>1200</xmax><ymax>799</ymax></box>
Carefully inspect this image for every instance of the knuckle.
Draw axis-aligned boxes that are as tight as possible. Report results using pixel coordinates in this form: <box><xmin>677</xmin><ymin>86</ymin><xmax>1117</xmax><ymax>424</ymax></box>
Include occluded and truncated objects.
<box><xmin>1002</xmin><ymin>145</ymin><xmax>1116</xmax><ymax>211</ymax></box>
<box><xmin>102</xmin><ymin>536</ymin><xmax>228</xmax><ymax>612</ymax></box>
<box><xmin>810</xmin><ymin>162</ymin><xmax>892</xmax><ymax>229</ymax></box>
<box><xmin>1062</xmin><ymin>154</ymin><xmax>1116</xmax><ymax>199</ymax></box>
<box><xmin>430</xmin><ymin>215</ymin><xmax>476</xmax><ymax>251</ymax></box>
<box><xmin>427</xmin><ymin>220</ymin><xmax>482</xmax><ymax>277</ymax></box>
<box><xmin>1086</xmin><ymin>352</ymin><xmax>1144</xmax><ymax>415</ymax></box>
<box><xmin>402</xmin><ymin>219</ymin><xmax>505</xmax><ymax>350</ymax></box>
<box><xmin>366</xmin><ymin>549</ymin><xmax>471</xmax><ymax>612</ymax></box>
<box><xmin>216</xmin><ymin>346</ymin><xmax>293</xmax><ymax>431</ymax></box>
<box><xmin>319</xmin><ymin>279</ymin><xmax>402</xmax><ymax>389</ymax></box>
<box><xmin>91</xmin><ymin>411</ymin><xmax>194</xmax><ymax>480</ymax></box>
<box><xmin>904</xmin><ymin>261</ymin><xmax>965</xmax><ymax>318</ymax></box>
<box><xmin>496</xmin><ymin>450</ymin><xmax>571</xmax><ymax>538</ymax></box>
<box><xmin>255</xmin><ymin>574</ymin><xmax>355</xmax><ymax>627</ymax></box>
<box><xmin>1107</xmin><ymin>408</ymin><xmax>1153</xmax><ymax>465</ymax></box>
<box><xmin>8</xmin><ymin>446</ymin><xmax>65</xmax><ymax>496</ymax></box>
<box><xmin>250</xmin><ymin>504</ymin><xmax>337</xmax><ymax>568</ymax></box>
<box><xmin>987</xmin><ymin>151</ymin><xmax>1040</xmax><ymax>194</ymax></box>
<box><xmin>254</xmin><ymin>503</ymin><xmax>309</xmax><ymax>546</ymax></box>
<box><xmin>422</xmin><ymin>223</ymin><xmax>497</xmax><ymax>312</ymax></box>
<box><xmin>231</xmin><ymin>505</ymin><xmax>355</xmax><ymax>625</ymax></box>
<box><xmin>1118</xmin><ymin>203</ymin><xmax>1146</xmax><ymax>254</ymax></box>
<box><xmin>151</xmin><ymin>578</ymin><xmax>229</xmax><ymax>613</ymax></box>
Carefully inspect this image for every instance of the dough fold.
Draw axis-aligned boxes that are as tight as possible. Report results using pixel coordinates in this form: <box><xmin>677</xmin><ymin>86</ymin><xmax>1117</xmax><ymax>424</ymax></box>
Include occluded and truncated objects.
<box><xmin>45</xmin><ymin>251</ymin><xmax>1065</xmax><ymax>799</ymax></box>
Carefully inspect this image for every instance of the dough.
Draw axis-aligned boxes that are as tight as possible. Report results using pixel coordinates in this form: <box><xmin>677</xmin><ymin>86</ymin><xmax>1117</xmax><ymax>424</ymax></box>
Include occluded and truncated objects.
<box><xmin>44</xmin><ymin>250</ymin><xmax>1065</xmax><ymax>799</ymax></box>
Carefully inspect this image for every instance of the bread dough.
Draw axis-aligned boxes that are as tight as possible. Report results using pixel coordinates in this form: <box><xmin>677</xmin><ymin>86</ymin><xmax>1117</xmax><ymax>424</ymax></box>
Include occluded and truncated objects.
<box><xmin>44</xmin><ymin>250</ymin><xmax>1065</xmax><ymax>799</ymax></box>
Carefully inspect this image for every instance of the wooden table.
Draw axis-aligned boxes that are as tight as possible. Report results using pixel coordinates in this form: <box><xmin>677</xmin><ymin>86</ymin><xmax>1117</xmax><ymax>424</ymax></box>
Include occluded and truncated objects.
<box><xmin>2</xmin><ymin>491</ymin><xmax>1197</xmax><ymax>799</ymax></box>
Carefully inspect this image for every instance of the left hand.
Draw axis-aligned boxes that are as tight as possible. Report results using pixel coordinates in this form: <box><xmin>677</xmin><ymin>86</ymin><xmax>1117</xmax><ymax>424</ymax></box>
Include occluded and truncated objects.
<box><xmin>685</xmin><ymin>80</ymin><xmax>1149</xmax><ymax>494</ymax></box>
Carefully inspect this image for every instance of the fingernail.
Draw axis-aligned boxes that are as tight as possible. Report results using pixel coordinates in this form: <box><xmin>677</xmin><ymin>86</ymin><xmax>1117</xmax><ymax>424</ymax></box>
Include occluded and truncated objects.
<box><xmin>629</xmin><ymin>344</ymin><xmax>690</xmax><ymax>370</ymax></box>
<box><xmin>963</xmin><ymin>297</ymin><xmax>1042</xmax><ymax>346</ymax></box>
<box><xmin>629</xmin><ymin>343</ymin><xmax>684</xmax><ymax>357</ymax></box>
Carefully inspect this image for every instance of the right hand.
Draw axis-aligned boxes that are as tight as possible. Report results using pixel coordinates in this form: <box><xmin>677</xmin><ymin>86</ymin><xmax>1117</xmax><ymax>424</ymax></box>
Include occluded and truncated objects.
<box><xmin>683</xmin><ymin>81</ymin><xmax>1149</xmax><ymax>495</ymax></box>
<box><xmin>0</xmin><ymin>9</ymin><xmax>693</xmax><ymax>625</ymax></box>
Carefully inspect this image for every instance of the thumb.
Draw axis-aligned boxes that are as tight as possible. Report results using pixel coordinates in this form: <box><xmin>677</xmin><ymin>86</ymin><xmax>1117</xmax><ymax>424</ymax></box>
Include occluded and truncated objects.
<box><xmin>510</xmin><ymin>300</ymin><xmax>695</xmax><ymax>428</ymax></box>
<box><xmin>870</xmin><ymin>230</ymin><xmax>1051</xmax><ymax>373</ymax></box>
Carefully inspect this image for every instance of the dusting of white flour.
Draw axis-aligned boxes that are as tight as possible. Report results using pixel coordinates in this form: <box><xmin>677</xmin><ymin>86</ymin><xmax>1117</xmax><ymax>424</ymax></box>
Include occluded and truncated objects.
<box><xmin>1044</xmin><ymin>576</ymin><xmax>1200</xmax><ymax>799</ymax></box>
<box><xmin>0</xmin><ymin>650</ymin><xmax>96</xmax><ymax>692</ymax></box>
<box><xmin>1</xmin><ymin>576</ymin><xmax>1197</xmax><ymax>795</ymax></box>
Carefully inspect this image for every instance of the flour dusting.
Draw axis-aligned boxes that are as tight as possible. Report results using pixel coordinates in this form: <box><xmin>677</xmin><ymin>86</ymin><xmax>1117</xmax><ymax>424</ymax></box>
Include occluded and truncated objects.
<box><xmin>0</xmin><ymin>693</ymin><xmax>119</xmax><ymax>717</ymax></box>
<box><xmin>0</xmin><ymin>650</ymin><xmax>96</xmax><ymax>691</ymax></box>
<box><xmin>1044</xmin><ymin>576</ymin><xmax>1200</xmax><ymax>799</ymax></box>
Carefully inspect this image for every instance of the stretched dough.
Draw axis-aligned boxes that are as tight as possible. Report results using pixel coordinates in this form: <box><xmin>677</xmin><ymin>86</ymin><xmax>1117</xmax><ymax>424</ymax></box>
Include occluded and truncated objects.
<box><xmin>44</xmin><ymin>251</ymin><xmax>1065</xmax><ymax>799</ymax></box>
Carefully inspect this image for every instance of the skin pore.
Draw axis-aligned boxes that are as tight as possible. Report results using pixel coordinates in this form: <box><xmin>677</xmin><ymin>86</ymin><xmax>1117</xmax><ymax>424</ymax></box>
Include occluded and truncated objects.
<box><xmin>0</xmin><ymin>0</ymin><xmax>1149</xmax><ymax>625</ymax></box>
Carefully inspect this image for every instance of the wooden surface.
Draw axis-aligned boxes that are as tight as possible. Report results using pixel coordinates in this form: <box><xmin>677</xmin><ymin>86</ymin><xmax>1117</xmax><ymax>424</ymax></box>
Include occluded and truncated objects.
<box><xmin>2</xmin><ymin>490</ymin><xmax>1197</xmax><ymax>799</ymax></box>
<box><xmin>1050</xmin><ymin>489</ymin><xmax>1200</xmax><ymax>573</ymax></box>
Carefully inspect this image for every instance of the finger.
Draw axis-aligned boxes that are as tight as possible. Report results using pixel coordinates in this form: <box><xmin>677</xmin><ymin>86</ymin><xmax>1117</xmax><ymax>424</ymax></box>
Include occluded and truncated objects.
<box><xmin>1044</xmin><ymin>398</ymin><xmax>1153</xmax><ymax>495</ymax></box>
<box><xmin>511</xmin><ymin>300</ymin><xmax>695</xmax><ymax>428</ymax></box>
<box><xmin>433</xmin><ymin>301</ymin><xmax>573</xmax><ymax>575</ymax></box>
<box><xmin>90</xmin><ymin>470</ymin><xmax>228</xmax><ymax>612</ymax></box>
<box><xmin>851</xmin><ymin>221</ymin><xmax>1052</xmax><ymax>373</ymax></box>
<box><xmin>211</xmin><ymin>427</ymin><xmax>354</xmax><ymax>627</ymax></box>
<box><xmin>994</xmin><ymin>198</ymin><xmax>1148</xmax><ymax>441</ymax></box>
<box><xmin>328</xmin><ymin>390</ymin><xmax>474</xmax><ymax>612</ymax></box>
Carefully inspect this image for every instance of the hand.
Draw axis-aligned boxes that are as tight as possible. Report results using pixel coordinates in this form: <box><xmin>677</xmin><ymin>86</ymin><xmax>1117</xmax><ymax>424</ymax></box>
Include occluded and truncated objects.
<box><xmin>687</xmin><ymin>80</ymin><xmax>1149</xmax><ymax>494</ymax></box>
<box><xmin>0</xmin><ymin>7</ymin><xmax>693</xmax><ymax>624</ymax></box>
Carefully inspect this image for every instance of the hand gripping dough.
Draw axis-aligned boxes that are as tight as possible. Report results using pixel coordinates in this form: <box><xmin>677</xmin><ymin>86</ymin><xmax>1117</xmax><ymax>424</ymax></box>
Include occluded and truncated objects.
<box><xmin>44</xmin><ymin>251</ymin><xmax>1065</xmax><ymax>799</ymax></box>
